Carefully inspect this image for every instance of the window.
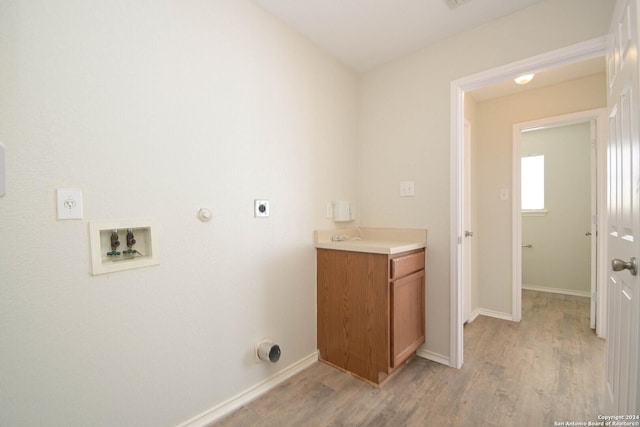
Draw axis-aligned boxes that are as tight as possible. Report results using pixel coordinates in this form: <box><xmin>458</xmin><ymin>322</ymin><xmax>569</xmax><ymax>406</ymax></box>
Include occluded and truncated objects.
<box><xmin>521</xmin><ymin>155</ymin><xmax>545</xmax><ymax>211</ymax></box>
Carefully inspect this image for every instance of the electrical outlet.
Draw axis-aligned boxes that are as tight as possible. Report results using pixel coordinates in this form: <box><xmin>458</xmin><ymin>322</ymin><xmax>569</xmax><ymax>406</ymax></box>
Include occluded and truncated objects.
<box><xmin>57</xmin><ymin>188</ymin><xmax>83</xmax><ymax>220</ymax></box>
<box><xmin>254</xmin><ymin>200</ymin><xmax>269</xmax><ymax>217</ymax></box>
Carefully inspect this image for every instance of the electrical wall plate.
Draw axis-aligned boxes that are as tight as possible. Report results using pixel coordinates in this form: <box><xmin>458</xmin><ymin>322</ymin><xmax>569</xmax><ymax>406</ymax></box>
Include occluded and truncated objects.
<box><xmin>254</xmin><ymin>200</ymin><xmax>269</xmax><ymax>217</ymax></box>
<box><xmin>400</xmin><ymin>181</ymin><xmax>415</xmax><ymax>197</ymax></box>
<box><xmin>89</xmin><ymin>220</ymin><xmax>160</xmax><ymax>275</ymax></box>
<box><xmin>57</xmin><ymin>188</ymin><xmax>83</xmax><ymax>219</ymax></box>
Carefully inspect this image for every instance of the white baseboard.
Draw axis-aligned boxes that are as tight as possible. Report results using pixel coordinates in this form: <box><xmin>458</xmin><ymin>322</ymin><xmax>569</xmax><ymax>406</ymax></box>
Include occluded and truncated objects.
<box><xmin>178</xmin><ymin>351</ymin><xmax>319</xmax><ymax>427</ymax></box>
<box><xmin>522</xmin><ymin>284</ymin><xmax>590</xmax><ymax>298</ymax></box>
<box><xmin>416</xmin><ymin>347</ymin><xmax>450</xmax><ymax>367</ymax></box>
<box><xmin>468</xmin><ymin>308</ymin><xmax>482</xmax><ymax>323</ymax></box>
<box><xmin>473</xmin><ymin>308</ymin><xmax>514</xmax><ymax>321</ymax></box>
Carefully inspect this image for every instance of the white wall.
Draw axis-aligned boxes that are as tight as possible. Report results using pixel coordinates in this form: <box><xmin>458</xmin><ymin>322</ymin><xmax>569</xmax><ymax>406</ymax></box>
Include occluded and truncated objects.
<box><xmin>358</xmin><ymin>0</ymin><xmax>613</xmax><ymax>359</ymax></box>
<box><xmin>0</xmin><ymin>0</ymin><xmax>616</xmax><ymax>423</ymax></box>
<box><xmin>521</xmin><ymin>123</ymin><xmax>592</xmax><ymax>295</ymax></box>
<box><xmin>0</xmin><ymin>1</ymin><xmax>358</xmax><ymax>425</ymax></box>
<box><xmin>473</xmin><ymin>73</ymin><xmax>605</xmax><ymax>315</ymax></box>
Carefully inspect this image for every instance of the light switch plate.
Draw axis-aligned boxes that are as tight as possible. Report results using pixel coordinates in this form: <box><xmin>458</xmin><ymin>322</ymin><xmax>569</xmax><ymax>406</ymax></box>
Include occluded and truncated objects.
<box><xmin>400</xmin><ymin>181</ymin><xmax>415</xmax><ymax>197</ymax></box>
<box><xmin>57</xmin><ymin>188</ymin><xmax>83</xmax><ymax>220</ymax></box>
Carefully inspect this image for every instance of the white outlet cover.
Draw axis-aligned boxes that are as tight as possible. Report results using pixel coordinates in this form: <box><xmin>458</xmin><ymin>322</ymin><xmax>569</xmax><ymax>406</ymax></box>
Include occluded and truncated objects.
<box><xmin>254</xmin><ymin>200</ymin><xmax>269</xmax><ymax>217</ymax></box>
<box><xmin>57</xmin><ymin>188</ymin><xmax>83</xmax><ymax>220</ymax></box>
<box><xmin>400</xmin><ymin>181</ymin><xmax>415</xmax><ymax>197</ymax></box>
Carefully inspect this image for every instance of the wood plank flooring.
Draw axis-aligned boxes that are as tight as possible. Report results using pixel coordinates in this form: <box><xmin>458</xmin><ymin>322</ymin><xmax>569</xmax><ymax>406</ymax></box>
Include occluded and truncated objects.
<box><xmin>214</xmin><ymin>290</ymin><xmax>604</xmax><ymax>426</ymax></box>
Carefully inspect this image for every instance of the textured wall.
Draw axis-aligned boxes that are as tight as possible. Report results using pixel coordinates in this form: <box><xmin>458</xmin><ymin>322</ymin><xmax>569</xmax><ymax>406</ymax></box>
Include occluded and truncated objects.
<box><xmin>0</xmin><ymin>1</ymin><xmax>358</xmax><ymax>425</ymax></box>
<box><xmin>358</xmin><ymin>0</ymin><xmax>613</xmax><ymax>358</ymax></box>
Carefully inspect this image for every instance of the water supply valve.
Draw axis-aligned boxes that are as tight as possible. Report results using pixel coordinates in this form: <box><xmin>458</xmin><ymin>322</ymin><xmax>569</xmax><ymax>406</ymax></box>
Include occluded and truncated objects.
<box><xmin>107</xmin><ymin>230</ymin><xmax>121</xmax><ymax>256</ymax></box>
<box><xmin>123</xmin><ymin>229</ymin><xmax>142</xmax><ymax>256</ymax></box>
<box><xmin>89</xmin><ymin>220</ymin><xmax>159</xmax><ymax>275</ymax></box>
<box><xmin>126</xmin><ymin>229</ymin><xmax>136</xmax><ymax>248</ymax></box>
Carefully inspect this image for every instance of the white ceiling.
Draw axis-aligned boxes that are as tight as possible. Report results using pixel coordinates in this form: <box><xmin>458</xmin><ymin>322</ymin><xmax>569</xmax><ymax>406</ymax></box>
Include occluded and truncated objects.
<box><xmin>251</xmin><ymin>0</ymin><xmax>547</xmax><ymax>72</ymax></box>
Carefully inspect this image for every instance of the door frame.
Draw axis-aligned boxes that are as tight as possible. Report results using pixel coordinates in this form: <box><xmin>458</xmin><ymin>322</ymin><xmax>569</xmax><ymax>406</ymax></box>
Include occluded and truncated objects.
<box><xmin>512</xmin><ymin>109</ymin><xmax>607</xmax><ymax>335</ymax></box>
<box><xmin>449</xmin><ymin>36</ymin><xmax>607</xmax><ymax>368</ymax></box>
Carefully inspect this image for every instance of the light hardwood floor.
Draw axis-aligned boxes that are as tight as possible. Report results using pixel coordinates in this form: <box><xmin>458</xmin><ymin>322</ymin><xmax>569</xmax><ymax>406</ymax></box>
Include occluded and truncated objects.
<box><xmin>214</xmin><ymin>290</ymin><xmax>604</xmax><ymax>426</ymax></box>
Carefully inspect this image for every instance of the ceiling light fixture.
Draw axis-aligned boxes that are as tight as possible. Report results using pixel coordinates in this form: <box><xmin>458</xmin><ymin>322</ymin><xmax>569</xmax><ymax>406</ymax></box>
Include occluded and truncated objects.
<box><xmin>446</xmin><ymin>0</ymin><xmax>472</xmax><ymax>10</ymax></box>
<box><xmin>514</xmin><ymin>74</ymin><xmax>535</xmax><ymax>85</ymax></box>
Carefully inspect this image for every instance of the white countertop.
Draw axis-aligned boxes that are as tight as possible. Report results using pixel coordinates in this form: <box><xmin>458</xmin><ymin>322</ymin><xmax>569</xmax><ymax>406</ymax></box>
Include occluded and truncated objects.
<box><xmin>314</xmin><ymin>228</ymin><xmax>427</xmax><ymax>255</ymax></box>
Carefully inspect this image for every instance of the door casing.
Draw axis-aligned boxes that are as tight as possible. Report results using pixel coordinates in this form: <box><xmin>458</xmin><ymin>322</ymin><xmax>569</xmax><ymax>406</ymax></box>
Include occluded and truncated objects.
<box><xmin>450</xmin><ymin>36</ymin><xmax>607</xmax><ymax>368</ymax></box>
<box><xmin>512</xmin><ymin>109</ymin><xmax>607</xmax><ymax>334</ymax></box>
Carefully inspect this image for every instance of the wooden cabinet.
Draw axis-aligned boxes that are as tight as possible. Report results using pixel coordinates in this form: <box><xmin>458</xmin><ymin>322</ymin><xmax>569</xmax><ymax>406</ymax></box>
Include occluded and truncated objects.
<box><xmin>316</xmin><ymin>248</ymin><xmax>426</xmax><ymax>386</ymax></box>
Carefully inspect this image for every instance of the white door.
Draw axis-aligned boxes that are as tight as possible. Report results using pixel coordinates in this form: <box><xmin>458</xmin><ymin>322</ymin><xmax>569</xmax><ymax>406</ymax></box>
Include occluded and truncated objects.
<box><xmin>463</xmin><ymin>120</ymin><xmax>472</xmax><ymax>323</ymax></box>
<box><xmin>605</xmin><ymin>0</ymin><xmax>640</xmax><ymax>414</ymax></box>
<box><xmin>590</xmin><ymin>120</ymin><xmax>598</xmax><ymax>330</ymax></box>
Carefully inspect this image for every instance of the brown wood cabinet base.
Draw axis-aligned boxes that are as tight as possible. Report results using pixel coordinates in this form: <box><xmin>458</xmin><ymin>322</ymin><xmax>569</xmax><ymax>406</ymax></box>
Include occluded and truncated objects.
<box><xmin>318</xmin><ymin>354</ymin><xmax>415</xmax><ymax>388</ymax></box>
<box><xmin>316</xmin><ymin>248</ymin><xmax>426</xmax><ymax>386</ymax></box>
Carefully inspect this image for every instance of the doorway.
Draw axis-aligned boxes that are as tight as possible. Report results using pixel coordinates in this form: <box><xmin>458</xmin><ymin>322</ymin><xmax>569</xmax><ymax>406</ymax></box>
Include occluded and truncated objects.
<box><xmin>513</xmin><ymin>112</ymin><xmax>606</xmax><ymax>331</ymax></box>
<box><xmin>450</xmin><ymin>37</ymin><xmax>607</xmax><ymax>368</ymax></box>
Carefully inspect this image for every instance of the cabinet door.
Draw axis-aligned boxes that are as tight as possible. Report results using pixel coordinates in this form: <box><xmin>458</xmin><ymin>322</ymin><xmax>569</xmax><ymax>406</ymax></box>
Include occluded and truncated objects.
<box><xmin>317</xmin><ymin>249</ymin><xmax>390</xmax><ymax>383</ymax></box>
<box><xmin>390</xmin><ymin>269</ymin><xmax>425</xmax><ymax>368</ymax></box>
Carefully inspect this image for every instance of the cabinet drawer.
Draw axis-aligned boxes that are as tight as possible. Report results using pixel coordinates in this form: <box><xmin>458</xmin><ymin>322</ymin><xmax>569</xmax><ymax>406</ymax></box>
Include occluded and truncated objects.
<box><xmin>390</xmin><ymin>250</ymin><xmax>425</xmax><ymax>279</ymax></box>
